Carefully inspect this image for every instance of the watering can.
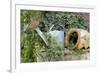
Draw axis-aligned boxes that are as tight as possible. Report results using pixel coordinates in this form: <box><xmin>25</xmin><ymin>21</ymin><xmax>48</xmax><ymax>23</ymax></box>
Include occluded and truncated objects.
<box><xmin>35</xmin><ymin>24</ymin><xmax>64</xmax><ymax>49</ymax></box>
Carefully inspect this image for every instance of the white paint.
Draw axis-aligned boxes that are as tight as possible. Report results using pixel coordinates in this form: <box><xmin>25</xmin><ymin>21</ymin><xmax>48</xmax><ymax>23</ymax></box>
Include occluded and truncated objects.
<box><xmin>0</xmin><ymin>0</ymin><xmax>100</xmax><ymax>73</ymax></box>
<box><xmin>13</xmin><ymin>2</ymin><xmax>95</xmax><ymax>73</ymax></box>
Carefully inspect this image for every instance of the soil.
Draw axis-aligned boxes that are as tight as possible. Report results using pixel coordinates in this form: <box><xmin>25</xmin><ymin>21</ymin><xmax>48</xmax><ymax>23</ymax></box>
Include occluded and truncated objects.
<box><xmin>64</xmin><ymin>48</ymin><xmax>90</xmax><ymax>60</ymax></box>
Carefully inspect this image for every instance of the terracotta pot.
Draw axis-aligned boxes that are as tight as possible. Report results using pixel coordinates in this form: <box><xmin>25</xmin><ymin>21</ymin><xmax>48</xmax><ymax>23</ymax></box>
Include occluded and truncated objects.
<box><xmin>65</xmin><ymin>28</ymin><xmax>89</xmax><ymax>49</ymax></box>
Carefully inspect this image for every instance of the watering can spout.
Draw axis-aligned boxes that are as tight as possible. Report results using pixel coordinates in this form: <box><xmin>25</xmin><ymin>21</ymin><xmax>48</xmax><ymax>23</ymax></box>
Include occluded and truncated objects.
<box><xmin>35</xmin><ymin>27</ymin><xmax>48</xmax><ymax>46</ymax></box>
<box><xmin>35</xmin><ymin>24</ymin><xmax>55</xmax><ymax>47</ymax></box>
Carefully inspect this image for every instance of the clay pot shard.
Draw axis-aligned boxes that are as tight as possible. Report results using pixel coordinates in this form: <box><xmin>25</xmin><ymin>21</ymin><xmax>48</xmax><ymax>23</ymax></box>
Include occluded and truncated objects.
<box><xmin>65</xmin><ymin>28</ymin><xmax>89</xmax><ymax>49</ymax></box>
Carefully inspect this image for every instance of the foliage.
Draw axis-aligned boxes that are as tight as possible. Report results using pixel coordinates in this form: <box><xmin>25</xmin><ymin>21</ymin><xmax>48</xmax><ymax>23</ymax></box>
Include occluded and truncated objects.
<box><xmin>21</xmin><ymin>10</ymin><xmax>89</xmax><ymax>62</ymax></box>
<box><xmin>66</xmin><ymin>32</ymin><xmax>78</xmax><ymax>49</ymax></box>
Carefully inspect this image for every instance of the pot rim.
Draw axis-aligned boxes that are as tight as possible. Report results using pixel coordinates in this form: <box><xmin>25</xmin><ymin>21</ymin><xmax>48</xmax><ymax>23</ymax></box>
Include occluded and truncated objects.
<box><xmin>65</xmin><ymin>28</ymin><xmax>80</xmax><ymax>49</ymax></box>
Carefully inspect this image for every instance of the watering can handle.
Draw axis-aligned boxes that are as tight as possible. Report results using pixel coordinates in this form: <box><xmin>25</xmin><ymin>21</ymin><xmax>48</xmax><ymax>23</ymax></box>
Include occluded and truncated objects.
<box><xmin>49</xmin><ymin>24</ymin><xmax>64</xmax><ymax>31</ymax></box>
<box><xmin>49</xmin><ymin>25</ymin><xmax>54</xmax><ymax>31</ymax></box>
